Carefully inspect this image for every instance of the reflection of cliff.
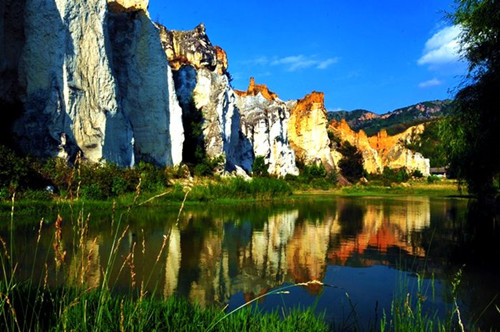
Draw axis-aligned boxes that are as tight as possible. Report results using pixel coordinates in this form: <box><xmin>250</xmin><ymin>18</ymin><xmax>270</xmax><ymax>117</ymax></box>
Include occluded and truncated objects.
<box><xmin>68</xmin><ymin>238</ymin><xmax>101</xmax><ymax>288</ymax></box>
<box><xmin>164</xmin><ymin>225</ymin><xmax>181</xmax><ymax>298</ymax></box>
<box><xmin>329</xmin><ymin>198</ymin><xmax>430</xmax><ymax>266</ymax></box>
<box><xmin>162</xmin><ymin>198</ymin><xmax>431</xmax><ymax>305</ymax></box>
<box><xmin>286</xmin><ymin>216</ymin><xmax>335</xmax><ymax>294</ymax></box>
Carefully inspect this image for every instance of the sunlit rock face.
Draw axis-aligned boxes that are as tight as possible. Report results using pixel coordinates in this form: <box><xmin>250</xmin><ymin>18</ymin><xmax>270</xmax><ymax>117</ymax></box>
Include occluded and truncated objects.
<box><xmin>159</xmin><ymin>24</ymin><xmax>253</xmax><ymax>172</ymax></box>
<box><xmin>235</xmin><ymin>78</ymin><xmax>299</xmax><ymax>177</ymax></box>
<box><xmin>288</xmin><ymin>92</ymin><xmax>335</xmax><ymax>170</ymax></box>
<box><xmin>329</xmin><ymin>119</ymin><xmax>430</xmax><ymax>176</ymax></box>
<box><xmin>3</xmin><ymin>0</ymin><xmax>183</xmax><ymax>166</ymax></box>
<box><xmin>159</xmin><ymin>23</ymin><xmax>227</xmax><ymax>74</ymax></box>
<box><xmin>107</xmin><ymin>0</ymin><xmax>149</xmax><ymax>13</ymax></box>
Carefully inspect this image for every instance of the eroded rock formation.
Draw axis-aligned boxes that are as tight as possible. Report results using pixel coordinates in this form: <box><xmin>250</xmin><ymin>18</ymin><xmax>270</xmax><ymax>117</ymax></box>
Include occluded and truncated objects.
<box><xmin>288</xmin><ymin>92</ymin><xmax>335</xmax><ymax>170</ymax></box>
<box><xmin>329</xmin><ymin>119</ymin><xmax>430</xmax><ymax>176</ymax></box>
<box><xmin>236</xmin><ymin>79</ymin><xmax>299</xmax><ymax>177</ymax></box>
<box><xmin>1</xmin><ymin>1</ymin><xmax>431</xmax><ymax>178</ymax></box>
<box><xmin>159</xmin><ymin>23</ymin><xmax>227</xmax><ymax>75</ymax></box>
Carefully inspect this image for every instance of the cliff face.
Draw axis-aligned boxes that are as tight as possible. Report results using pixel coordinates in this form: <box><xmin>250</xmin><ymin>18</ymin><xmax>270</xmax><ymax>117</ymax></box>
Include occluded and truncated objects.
<box><xmin>2</xmin><ymin>0</ymin><xmax>183</xmax><ymax>166</ymax></box>
<box><xmin>329</xmin><ymin>119</ymin><xmax>430</xmax><ymax>176</ymax></box>
<box><xmin>235</xmin><ymin>79</ymin><xmax>299</xmax><ymax>177</ymax></box>
<box><xmin>288</xmin><ymin>92</ymin><xmax>335</xmax><ymax>169</ymax></box>
<box><xmin>2</xmin><ymin>1</ymin><xmax>431</xmax><ymax>178</ymax></box>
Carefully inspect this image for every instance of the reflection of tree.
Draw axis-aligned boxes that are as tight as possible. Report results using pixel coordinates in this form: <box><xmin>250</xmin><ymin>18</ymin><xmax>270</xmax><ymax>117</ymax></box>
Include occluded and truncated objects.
<box><xmin>338</xmin><ymin>200</ymin><xmax>365</xmax><ymax>237</ymax></box>
<box><xmin>446</xmin><ymin>203</ymin><xmax>500</xmax><ymax>330</ymax></box>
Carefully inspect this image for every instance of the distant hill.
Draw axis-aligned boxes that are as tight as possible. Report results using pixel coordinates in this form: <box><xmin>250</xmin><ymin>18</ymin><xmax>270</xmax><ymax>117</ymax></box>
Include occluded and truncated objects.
<box><xmin>327</xmin><ymin>100</ymin><xmax>453</xmax><ymax>136</ymax></box>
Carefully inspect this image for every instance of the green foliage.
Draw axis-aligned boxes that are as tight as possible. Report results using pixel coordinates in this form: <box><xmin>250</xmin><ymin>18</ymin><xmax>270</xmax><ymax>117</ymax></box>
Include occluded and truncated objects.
<box><xmin>189</xmin><ymin>177</ymin><xmax>292</xmax><ymax>201</ymax></box>
<box><xmin>338</xmin><ymin>141</ymin><xmax>364</xmax><ymax>183</ymax></box>
<box><xmin>0</xmin><ymin>145</ymin><xmax>41</xmax><ymax>191</ymax></box>
<box><xmin>405</xmin><ymin>121</ymin><xmax>448</xmax><ymax>167</ymax></box>
<box><xmin>427</xmin><ymin>175</ymin><xmax>441</xmax><ymax>184</ymax></box>
<box><xmin>194</xmin><ymin>156</ymin><xmax>225</xmax><ymax>177</ymax></box>
<box><xmin>412</xmin><ymin>169</ymin><xmax>424</xmax><ymax>178</ymax></box>
<box><xmin>442</xmin><ymin>0</ymin><xmax>500</xmax><ymax>198</ymax></box>
<box><xmin>252</xmin><ymin>156</ymin><xmax>269</xmax><ymax>177</ymax></box>
<box><xmin>367</xmin><ymin>167</ymin><xmax>411</xmax><ymax>186</ymax></box>
<box><xmin>182</xmin><ymin>97</ymin><xmax>206</xmax><ymax>165</ymax></box>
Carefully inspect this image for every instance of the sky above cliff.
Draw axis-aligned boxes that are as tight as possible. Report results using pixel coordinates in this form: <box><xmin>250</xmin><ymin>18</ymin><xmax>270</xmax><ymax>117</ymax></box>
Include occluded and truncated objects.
<box><xmin>149</xmin><ymin>0</ymin><xmax>467</xmax><ymax>114</ymax></box>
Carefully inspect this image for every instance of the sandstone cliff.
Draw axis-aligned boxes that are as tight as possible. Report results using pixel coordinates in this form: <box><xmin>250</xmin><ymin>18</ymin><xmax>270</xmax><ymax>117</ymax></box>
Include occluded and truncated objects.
<box><xmin>288</xmin><ymin>92</ymin><xmax>335</xmax><ymax>170</ymax></box>
<box><xmin>235</xmin><ymin>78</ymin><xmax>299</xmax><ymax>177</ymax></box>
<box><xmin>329</xmin><ymin>119</ymin><xmax>430</xmax><ymax>176</ymax></box>
<box><xmin>1</xmin><ymin>0</ymin><xmax>183</xmax><ymax>166</ymax></box>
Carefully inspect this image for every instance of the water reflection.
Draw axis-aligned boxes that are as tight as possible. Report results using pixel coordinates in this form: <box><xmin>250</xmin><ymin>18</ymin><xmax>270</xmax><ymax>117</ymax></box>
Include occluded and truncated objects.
<box><xmin>3</xmin><ymin>196</ymin><xmax>498</xmax><ymax>329</ymax></box>
<box><xmin>161</xmin><ymin>197</ymin><xmax>434</xmax><ymax>304</ymax></box>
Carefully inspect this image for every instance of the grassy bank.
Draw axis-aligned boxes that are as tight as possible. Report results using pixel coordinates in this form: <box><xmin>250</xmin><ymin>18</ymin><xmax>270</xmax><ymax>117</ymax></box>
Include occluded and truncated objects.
<box><xmin>0</xmin><ymin>286</ymin><xmax>328</xmax><ymax>331</ymax></box>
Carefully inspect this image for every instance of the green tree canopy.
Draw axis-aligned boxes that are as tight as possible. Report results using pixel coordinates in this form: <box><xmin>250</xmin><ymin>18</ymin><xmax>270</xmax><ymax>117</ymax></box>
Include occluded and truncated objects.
<box><xmin>443</xmin><ymin>0</ymin><xmax>500</xmax><ymax>198</ymax></box>
<box><xmin>338</xmin><ymin>141</ymin><xmax>364</xmax><ymax>183</ymax></box>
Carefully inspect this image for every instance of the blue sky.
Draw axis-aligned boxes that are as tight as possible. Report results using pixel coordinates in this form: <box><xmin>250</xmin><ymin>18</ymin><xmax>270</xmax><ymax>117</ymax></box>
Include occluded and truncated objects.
<box><xmin>149</xmin><ymin>0</ymin><xmax>467</xmax><ymax>114</ymax></box>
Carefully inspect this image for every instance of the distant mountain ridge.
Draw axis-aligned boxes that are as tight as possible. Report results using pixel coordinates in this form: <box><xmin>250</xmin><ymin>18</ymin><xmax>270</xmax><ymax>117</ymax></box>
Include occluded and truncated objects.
<box><xmin>327</xmin><ymin>100</ymin><xmax>453</xmax><ymax>136</ymax></box>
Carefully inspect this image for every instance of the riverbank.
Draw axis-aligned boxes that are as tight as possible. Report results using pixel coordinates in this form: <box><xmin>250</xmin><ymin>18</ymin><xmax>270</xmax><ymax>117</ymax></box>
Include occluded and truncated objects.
<box><xmin>0</xmin><ymin>178</ymin><xmax>464</xmax><ymax>218</ymax></box>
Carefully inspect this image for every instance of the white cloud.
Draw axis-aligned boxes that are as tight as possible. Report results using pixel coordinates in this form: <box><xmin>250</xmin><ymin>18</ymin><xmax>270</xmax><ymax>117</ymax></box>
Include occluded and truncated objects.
<box><xmin>418</xmin><ymin>78</ymin><xmax>443</xmax><ymax>88</ymax></box>
<box><xmin>418</xmin><ymin>25</ymin><xmax>462</xmax><ymax>66</ymax></box>
<box><xmin>317</xmin><ymin>58</ymin><xmax>339</xmax><ymax>69</ymax></box>
<box><xmin>271</xmin><ymin>55</ymin><xmax>339</xmax><ymax>71</ymax></box>
<box><xmin>243</xmin><ymin>55</ymin><xmax>338</xmax><ymax>71</ymax></box>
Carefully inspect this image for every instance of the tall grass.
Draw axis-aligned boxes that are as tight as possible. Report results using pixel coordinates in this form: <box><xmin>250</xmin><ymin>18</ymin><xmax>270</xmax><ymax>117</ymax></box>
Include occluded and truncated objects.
<box><xmin>0</xmin><ymin>190</ymin><xmax>329</xmax><ymax>331</ymax></box>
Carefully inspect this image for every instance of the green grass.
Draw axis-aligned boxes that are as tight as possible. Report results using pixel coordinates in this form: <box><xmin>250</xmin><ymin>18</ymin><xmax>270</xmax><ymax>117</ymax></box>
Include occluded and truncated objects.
<box><xmin>0</xmin><ymin>286</ymin><xmax>329</xmax><ymax>331</ymax></box>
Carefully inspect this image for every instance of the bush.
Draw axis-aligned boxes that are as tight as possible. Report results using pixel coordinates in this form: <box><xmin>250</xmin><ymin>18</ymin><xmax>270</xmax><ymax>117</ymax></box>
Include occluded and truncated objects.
<box><xmin>18</xmin><ymin>189</ymin><xmax>53</xmax><ymax>201</ymax></box>
<box><xmin>80</xmin><ymin>183</ymin><xmax>106</xmax><ymax>200</ymax></box>
<box><xmin>0</xmin><ymin>145</ymin><xmax>38</xmax><ymax>190</ymax></box>
<box><xmin>427</xmin><ymin>175</ymin><xmax>440</xmax><ymax>184</ymax></box>
<box><xmin>337</xmin><ymin>141</ymin><xmax>364</xmax><ymax>183</ymax></box>
<box><xmin>252</xmin><ymin>156</ymin><xmax>269</xmax><ymax>177</ymax></box>
<box><xmin>193</xmin><ymin>156</ymin><xmax>224</xmax><ymax>177</ymax></box>
<box><xmin>412</xmin><ymin>169</ymin><xmax>424</xmax><ymax>178</ymax></box>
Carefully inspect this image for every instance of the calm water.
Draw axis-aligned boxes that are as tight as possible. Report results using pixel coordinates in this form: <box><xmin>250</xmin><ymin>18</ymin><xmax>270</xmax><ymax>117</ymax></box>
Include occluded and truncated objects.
<box><xmin>2</xmin><ymin>196</ymin><xmax>500</xmax><ymax>329</ymax></box>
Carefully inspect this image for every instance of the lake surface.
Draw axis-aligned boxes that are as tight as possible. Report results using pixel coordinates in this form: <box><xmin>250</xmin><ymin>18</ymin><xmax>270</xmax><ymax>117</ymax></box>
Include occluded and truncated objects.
<box><xmin>2</xmin><ymin>196</ymin><xmax>499</xmax><ymax>329</ymax></box>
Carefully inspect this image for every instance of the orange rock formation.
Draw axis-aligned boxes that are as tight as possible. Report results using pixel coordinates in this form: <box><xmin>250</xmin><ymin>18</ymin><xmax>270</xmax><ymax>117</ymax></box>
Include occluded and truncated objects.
<box><xmin>287</xmin><ymin>92</ymin><xmax>335</xmax><ymax>169</ymax></box>
<box><xmin>107</xmin><ymin>0</ymin><xmax>148</xmax><ymax>13</ymax></box>
<box><xmin>234</xmin><ymin>77</ymin><xmax>279</xmax><ymax>101</ymax></box>
<box><xmin>329</xmin><ymin>119</ymin><xmax>430</xmax><ymax>175</ymax></box>
<box><xmin>214</xmin><ymin>46</ymin><xmax>228</xmax><ymax>75</ymax></box>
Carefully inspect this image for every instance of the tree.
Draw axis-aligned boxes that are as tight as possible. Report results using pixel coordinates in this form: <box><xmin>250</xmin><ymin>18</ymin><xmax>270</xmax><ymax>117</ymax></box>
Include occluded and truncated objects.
<box><xmin>252</xmin><ymin>156</ymin><xmax>269</xmax><ymax>177</ymax></box>
<box><xmin>442</xmin><ymin>0</ymin><xmax>500</xmax><ymax>198</ymax></box>
<box><xmin>338</xmin><ymin>141</ymin><xmax>364</xmax><ymax>183</ymax></box>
